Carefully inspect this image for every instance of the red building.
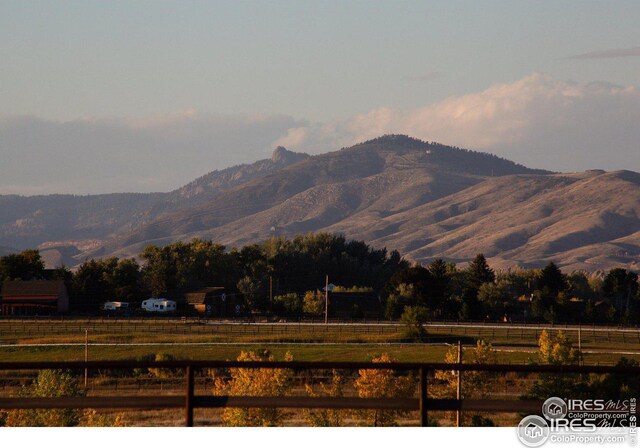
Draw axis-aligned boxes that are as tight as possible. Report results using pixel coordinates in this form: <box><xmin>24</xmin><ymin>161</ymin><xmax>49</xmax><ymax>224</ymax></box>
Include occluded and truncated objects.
<box><xmin>0</xmin><ymin>280</ymin><xmax>69</xmax><ymax>316</ymax></box>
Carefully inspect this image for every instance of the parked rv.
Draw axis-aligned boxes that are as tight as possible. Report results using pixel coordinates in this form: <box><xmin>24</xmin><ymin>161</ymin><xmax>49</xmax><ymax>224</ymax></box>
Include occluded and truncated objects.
<box><xmin>102</xmin><ymin>301</ymin><xmax>130</xmax><ymax>315</ymax></box>
<box><xmin>141</xmin><ymin>298</ymin><xmax>177</xmax><ymax>313</ymax></box>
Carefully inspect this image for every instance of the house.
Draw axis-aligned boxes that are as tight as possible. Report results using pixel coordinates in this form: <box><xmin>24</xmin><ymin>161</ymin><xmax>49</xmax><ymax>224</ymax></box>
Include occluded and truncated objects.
<box><xmin>322</xmin><ymin>283</ymin><xmax>337</xmax><ymax>292</ymax></box>
<box><xmin>183</xmin><ymin>287</ymin><xmax>239</xmax><ymax>316</ymax></box>
<box><xmin>0</xmin><ymin>280</ymin><xmax>69</xmax><ymax>315</ymax></box>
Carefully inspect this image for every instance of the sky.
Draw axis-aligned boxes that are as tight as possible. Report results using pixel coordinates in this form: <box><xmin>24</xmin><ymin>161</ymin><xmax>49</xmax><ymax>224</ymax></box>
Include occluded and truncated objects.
<box><xmin>1</xmin><ymin>1</ymin><xmax>640</xmax><ymax>194</ymax></box>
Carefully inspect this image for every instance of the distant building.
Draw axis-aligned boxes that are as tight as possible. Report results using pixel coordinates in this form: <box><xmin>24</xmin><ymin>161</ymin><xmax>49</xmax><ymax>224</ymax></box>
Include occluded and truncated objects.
<box><xmin>322</xmin><ymin>283</ymin><xmax>337</xmax><ymax>292</ymax></box>
<box><xmin>0</xmin><ymin>280</ymin><xmax>69</xmax><ymax>316</ymax></box>
<box><xmin>183</xmin><ymin>287</ymin><xmax>240</xmax><ymax>316</ymax></box>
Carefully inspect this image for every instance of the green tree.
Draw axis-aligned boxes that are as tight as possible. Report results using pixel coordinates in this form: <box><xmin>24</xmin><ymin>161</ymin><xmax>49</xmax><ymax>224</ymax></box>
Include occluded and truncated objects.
<box><xmin>460</xmin><ymin>254</ymin><xmax>495</xmax><ymax>320</ymax></box>
<box><xmin>383</xmin><ymin>266</ymin><xmax>432</xmax><ymax>318</ymax></box>
<box><xmin>537</xmin><ymin>262</ymin><xmax>567</xmax><ymax>297</ymax></box>
<box><xmin>399</xmin><ymin>305</ymin><xmax>428</xmax><ymax>341</ymax></box>
<box><xmin>466</xmin><ymin>254</ymin><xmax>495</xmax><ymax>288</ymax></box>
<box><xmin>237</xmin><ymin>276</ymin><xmax>265</xmax><ymax>312</ymax></box>
<box><xmin>477</xmin><ymin>281</ymin><xmax>511</xmax><ymax>320</ymax></box>
<box><xmin>72</xmin><ymin>259</ymin><xmax>113</xmax><ymax>308</ymax></box>
<box><xmin>0</xmin><ymin>250</ymin><xmax>45</xmax><ymax>282</ymax></box>
<box><xmin>107</xmin><ymin>258</ymin><xmax>142</xmax><ymax>302</ymax></box>
<box><xmin>427</xmin><ymin>258</ymin><xmax>453</xmax><ymax>317</ymax></box>
<box><xmin>602</xmin><ymin>268</ymin><xmax>638</xmax><ymax>320</ymax></box>
<box><xmin>384</xmin><ymin>282</ymin><xmax>419</xmax><ymax>319</ymax></box>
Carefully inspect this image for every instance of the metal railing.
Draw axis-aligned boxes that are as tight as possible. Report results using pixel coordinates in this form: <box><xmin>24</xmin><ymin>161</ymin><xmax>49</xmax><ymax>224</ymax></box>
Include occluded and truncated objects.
<box><xmin>0</xmin><ymin>360</ymin><xmax>638</xmax><ymax>426</ymax></box>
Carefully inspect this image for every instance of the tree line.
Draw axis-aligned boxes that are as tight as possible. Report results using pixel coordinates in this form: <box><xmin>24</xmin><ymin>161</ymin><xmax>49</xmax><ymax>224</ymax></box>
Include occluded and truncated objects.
<box><xmin>385</xmin><ymin>253</ymin><xmax>639</xmax><ymax>325</ymax></box>
<box><xmin>0</xmin><ymin>234</ymin><xmax>638</xmax><ymax>323</ymax></box>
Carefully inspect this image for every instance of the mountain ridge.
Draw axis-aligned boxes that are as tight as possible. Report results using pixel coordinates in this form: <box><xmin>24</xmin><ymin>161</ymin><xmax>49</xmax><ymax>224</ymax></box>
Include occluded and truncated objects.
<box><xmin>1</xmin><ymin>135</ymin><xmax>638</xmax><ymax>272</ymax></box>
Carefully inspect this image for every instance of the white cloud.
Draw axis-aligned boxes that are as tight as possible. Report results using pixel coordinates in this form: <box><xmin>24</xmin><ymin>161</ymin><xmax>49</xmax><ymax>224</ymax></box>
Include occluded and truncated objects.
<box><xmin>2</xmin><ymin>73</ymin><xmax>640</xmax><ymax>195</ymax></box>
<box><xmin>280</xmin><ymin>73</ymin><xmax>640</xmax><ymax>173</ymax></box>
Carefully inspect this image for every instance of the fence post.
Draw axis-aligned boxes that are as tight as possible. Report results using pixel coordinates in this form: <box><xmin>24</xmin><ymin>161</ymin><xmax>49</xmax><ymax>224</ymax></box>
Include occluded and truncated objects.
<box><xmin>185</xmin><ymin>365</ymin><xmax>194</xmax><ymax>427</ymax></box>
<box><xmin>84</xmin><ymin>328</ymin><xmax>89</xmax><ymax>389</ymax></box>
<box><xmin>419</xmin><ymin>367</ymin><xmax>428</xmax><ymax>427</ymax></box>
<box><xmin>456</xmin><ymin>340</ymin><xmax>462</xmax><ymax>427</ymax></box>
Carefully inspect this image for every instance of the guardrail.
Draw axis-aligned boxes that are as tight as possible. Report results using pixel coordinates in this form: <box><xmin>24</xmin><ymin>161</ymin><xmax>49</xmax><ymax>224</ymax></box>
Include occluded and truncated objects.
<box><xmin>1</xmin><ymin>361</ymin><xmax>639</xmax><ymax>427</ymax></box>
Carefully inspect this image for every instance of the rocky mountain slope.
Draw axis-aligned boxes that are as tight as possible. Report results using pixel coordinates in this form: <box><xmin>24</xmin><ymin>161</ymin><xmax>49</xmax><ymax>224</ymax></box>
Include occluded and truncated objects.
<box><xmin>3</xmin><ymin>135</ymin><xmax>639</xmax><ymax>271</ymax></box>
<box><xmin>0</xmin><ymin>147</ymin><xmax>308</xmax><ymax>252</ymax></box>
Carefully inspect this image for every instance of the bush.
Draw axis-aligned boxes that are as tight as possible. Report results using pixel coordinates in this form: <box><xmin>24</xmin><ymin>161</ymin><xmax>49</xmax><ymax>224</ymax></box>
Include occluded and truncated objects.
<box><xmin>148</xmin><ymin>353</ymin><xmax>182</xmax><ymax>378</ymax></box>
<box><xmin>303</xmin><ymin>290</ymin><xmax>324</xmax><ymax>316</ymax></box>
<box><xmin>273</xmin><ymin>293</ymin><xmax>302</xmax><ymax>315</ymax></box>
<box><xmin>399</xmin><ymin>305</ymin><xmax>428</xmax><ymax>341</ymax></box>
<box><xmin>4</xmin><ymin>370</ymin><xmax>83</xmax><ymax>427</ymax></box>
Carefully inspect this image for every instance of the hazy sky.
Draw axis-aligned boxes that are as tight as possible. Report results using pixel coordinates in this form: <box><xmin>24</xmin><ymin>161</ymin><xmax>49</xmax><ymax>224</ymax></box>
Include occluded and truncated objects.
<box><xmin>1</xmin><ymin>1</ymin><xmax>640</xmax><ymax>194</ymax></box>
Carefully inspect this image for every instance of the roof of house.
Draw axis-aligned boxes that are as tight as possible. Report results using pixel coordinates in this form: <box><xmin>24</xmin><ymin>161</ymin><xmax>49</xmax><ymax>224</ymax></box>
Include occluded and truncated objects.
<box><xmin>184</xmin><ymin>287</ymin><xmax>225</xmax><ymax>304</ymax></box>
<box><xmin>1</xmin><ymin>280</ymin><xmax>66</xmax><ymax>298</ymax></box>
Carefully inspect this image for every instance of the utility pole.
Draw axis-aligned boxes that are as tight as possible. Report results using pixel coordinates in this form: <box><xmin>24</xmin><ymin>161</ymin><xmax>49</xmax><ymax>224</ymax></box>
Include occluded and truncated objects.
<box><xmin>578</xmin><ymin>327</ymin><xmax>583</xmax><ymax>366</ymax></box>
<box><xmin>456</xmin><ymin>340</ymin><xmax>462</xmax><ymax>427</ymax></box>
<box><xmin>84</xmin><ymin>328</ymin><xmax>89</xmax><ymax>389</ymax></box>
<box><xmin>324</xmin><ymin>275</ymin><xmax>329</xmax><ymax>325</ymax></box>
<box><xmin>269</xmin><ymin>276</ymin><xmax>273</xmax><ymax>314</ymax></box>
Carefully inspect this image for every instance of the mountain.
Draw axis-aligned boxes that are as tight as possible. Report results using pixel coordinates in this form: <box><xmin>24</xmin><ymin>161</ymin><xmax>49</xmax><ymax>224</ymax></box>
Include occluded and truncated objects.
<box><xmin>3</xmin><ymin>135</ymin><xmax>639</xmax><ymax>271</ymax></box>
<box><xmin>94</xmin><ymin>135</ymin><xmax>548</xmax><ymax>255</ymax></box>
<box><xmin>330</xmin><ymin>169</ymin><xmax>640</xmax><ymax>272</ymax></box>
<box><xmin>0</xmin><ymin>147</ymin><xmax>309</xmax><ymax>251</ymax></box>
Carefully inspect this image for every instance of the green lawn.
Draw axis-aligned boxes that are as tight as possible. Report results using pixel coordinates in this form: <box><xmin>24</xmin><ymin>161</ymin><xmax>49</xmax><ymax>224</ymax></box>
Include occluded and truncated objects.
<box><xmin>1</xmin><ymin>319</ymin><xmax>638</xmax><ymax>365</ymax></box>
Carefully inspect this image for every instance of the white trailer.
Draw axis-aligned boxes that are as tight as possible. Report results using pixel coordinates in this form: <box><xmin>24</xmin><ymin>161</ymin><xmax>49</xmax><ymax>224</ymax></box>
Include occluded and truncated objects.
<box><xmin>102</xmin><ymin>301</ymin><xmax>129</xmax><ymax>311</ymax></box>
<box><xmin>141</xmin><ymin>298</ymin><xmax>177</xmax><ymax>313</ymax></box>
<box><xmin>102</xmin><ymin>302</ymin><xmax>129</xmax><ymax>314</ymax></box>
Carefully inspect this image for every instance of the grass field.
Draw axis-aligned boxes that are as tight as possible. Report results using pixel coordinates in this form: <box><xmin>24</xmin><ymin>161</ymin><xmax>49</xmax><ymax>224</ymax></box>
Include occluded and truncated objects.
<box><xmin>1</xmin><ymin>318</ymin><xmax>639</xmax><ymax>364</ymax></box>
<box><xmin>1</xmin><ymin>319</ymin><xmax>638</xmax><ymax>427</ymax></box>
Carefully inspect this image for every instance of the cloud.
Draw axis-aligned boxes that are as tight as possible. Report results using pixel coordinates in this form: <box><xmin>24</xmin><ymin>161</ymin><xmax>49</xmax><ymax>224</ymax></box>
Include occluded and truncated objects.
<box><xmin>564</xmin><ymin>46</ymin><xmax>640</xmax><ymax>60</ymax></box>
<box><xmin>280</xmin><ymin>73</ymin><xmax>640</xmax><ymax>173</ymax></box>
<box><xmin>0</xmin><ymin>112</ymin><xmax>303</xmax><ymax>194</ymax></box>
<box><xmin>3</xmin><ymin>73</ymin><xmax>640</xmax><ymax>195</ymax></box>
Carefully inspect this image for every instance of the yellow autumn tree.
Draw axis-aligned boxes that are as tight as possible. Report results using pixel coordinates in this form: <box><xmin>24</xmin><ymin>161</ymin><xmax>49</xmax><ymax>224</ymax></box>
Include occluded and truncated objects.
<box><xmin>353</xmin><ymin>353</ymin><xmax>416</xmax><ymax>427</ymax></box>
<box><xmin>2</xmin><ymin>369</ymin><xmax>125</xmax><ymax>427</ymax></box>
<box><xmin>537</xmin><ymin>330</ymin><xmax>579</xmax><ymax>365</ymax></box>
<box><xmin>525</xmin><ymin>330</ymin><xmax>584</xmax><ymax>400</ymax></box>
<box><xmin>435</xmin><ymin>340</ymin><xmax>495</xmax><ymax>398</ymax></box>
<box><xmin>211</xmin><ymin>350</ymin><xmax>293</xmax><ymax>426</ymax></box>
<box><xmin>5</xmin><ymin>369</ymin><xmax>83</xmax><ymax>427</ymax></box>
<box><xmin>79</xmin><ymin>409</ymin><xmax>125</xmax><ymax>427</ymax></box>
<box><xmin>303</xmin><ymin>369</ymin><xmax>346</xmax><ymax>426</ymax></box>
